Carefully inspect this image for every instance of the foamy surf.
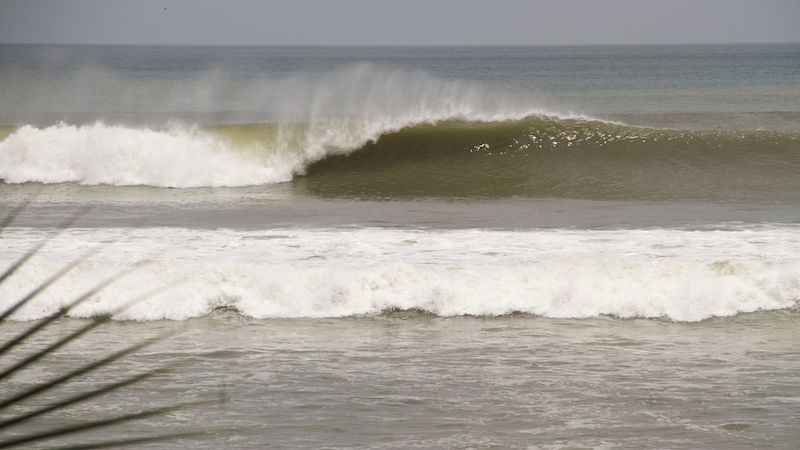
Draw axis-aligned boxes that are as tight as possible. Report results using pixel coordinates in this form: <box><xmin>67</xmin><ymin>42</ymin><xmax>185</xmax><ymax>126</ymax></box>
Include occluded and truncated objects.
<box><xmin>0</xmin><ymin>122</ymin><xmax>293</xmax><ymax>186</ymax></box>
<box><xmin>2</xmin><ymin>226</ymin><xmax>798</xmax><ymax>322</ymax></box>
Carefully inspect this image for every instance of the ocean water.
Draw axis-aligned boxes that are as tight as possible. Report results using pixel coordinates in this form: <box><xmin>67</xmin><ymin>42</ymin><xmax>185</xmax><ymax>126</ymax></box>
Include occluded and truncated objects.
<box><xmin>1</xmin><ymin>44</ymin><xmax>799</xmax><ymax>448</ymax></box>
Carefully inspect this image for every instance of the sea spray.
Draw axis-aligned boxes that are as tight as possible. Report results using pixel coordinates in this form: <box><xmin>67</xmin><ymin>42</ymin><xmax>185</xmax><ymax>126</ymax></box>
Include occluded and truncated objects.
<box><xmin>0</xmin><ymin>65</ymin><xmax>599</xmax><ymax>187</ymax></box>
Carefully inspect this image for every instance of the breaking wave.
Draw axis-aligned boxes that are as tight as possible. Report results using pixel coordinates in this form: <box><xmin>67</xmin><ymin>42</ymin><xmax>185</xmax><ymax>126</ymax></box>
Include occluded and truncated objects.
<box><xmin>2</xmin><ymin>117</ymin><xmax>799</xmax><ymax>198</ymax></box>
<box><xmin>1</xmin><ymin>65</ymin><xmax>798</xmax><ymax>201</ymax></box>
<box><xmin>0</xmin><ymin>65</ymin><xmax>592</xmax><ymax>187</ymax></box>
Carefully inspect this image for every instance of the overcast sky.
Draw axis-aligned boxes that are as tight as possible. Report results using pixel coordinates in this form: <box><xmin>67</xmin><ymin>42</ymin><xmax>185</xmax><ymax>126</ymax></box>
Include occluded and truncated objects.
<box><xmin>1</xmin><ymin>0</ymin><xmax>798</xmax><ymax>46</ymax></box>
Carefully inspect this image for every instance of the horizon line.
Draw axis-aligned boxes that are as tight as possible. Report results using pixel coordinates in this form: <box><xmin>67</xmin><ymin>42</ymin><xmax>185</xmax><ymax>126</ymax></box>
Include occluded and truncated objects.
<box><xmin>1</xmin><ymin>40</ymin><xmax>799</xmax><ymax>48</ymax></box>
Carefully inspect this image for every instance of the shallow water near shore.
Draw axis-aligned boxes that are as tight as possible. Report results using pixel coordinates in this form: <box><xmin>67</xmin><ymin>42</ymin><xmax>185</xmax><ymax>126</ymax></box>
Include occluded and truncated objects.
<box><xmin>1</xmin><ymin>311</ymin><xmax>799</xmax><ymax>448</ymax></box>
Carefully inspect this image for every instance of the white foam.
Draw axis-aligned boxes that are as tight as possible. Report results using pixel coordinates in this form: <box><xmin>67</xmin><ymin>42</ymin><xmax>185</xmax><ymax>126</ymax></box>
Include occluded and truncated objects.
<box><xmin>1</xmin><ymin>226</ymin><xmax>798</xmax><ymax>322</ymax></box>
<box><xmin>0</xmin><ymin>123</ymin><xmax>291</xmax><ymax>187</ymax></box>
<box><xmin>0</xmin><ymin>65</ymin><xmax>596</xmax><ymax>187</ymax></box>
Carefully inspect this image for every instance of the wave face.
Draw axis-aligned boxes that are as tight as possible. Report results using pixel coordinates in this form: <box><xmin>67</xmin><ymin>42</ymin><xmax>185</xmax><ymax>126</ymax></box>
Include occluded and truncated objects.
<box><xmin>300</xmin><ymin>118</ymin><xmax>800</xmax><ymax>200</ymax></box>
<box><xmin>1</xmin><ymin>227</ymin><xmax>798</xmax><ymax>322</ymax></box>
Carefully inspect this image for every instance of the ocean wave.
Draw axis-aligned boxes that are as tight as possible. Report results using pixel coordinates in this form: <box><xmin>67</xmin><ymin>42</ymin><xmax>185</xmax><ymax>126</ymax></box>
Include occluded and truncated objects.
<box><xmin>3</xmin><ymin>116</ymin><xmax>798</xmax><ymax>194</ymax></box>
<box><xmin>1</xmin><ymin>227</ymin><xmax>798</xmax><ymax>322</ymax></box>
<box><xmin>1</xmin><ymin>65</ymin><xmax>797</xmax><ymax>198</ymax></box>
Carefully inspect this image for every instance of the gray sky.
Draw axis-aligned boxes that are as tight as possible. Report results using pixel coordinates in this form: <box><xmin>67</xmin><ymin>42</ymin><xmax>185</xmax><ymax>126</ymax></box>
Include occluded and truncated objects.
<box><xmin>1</xmin><ymin>0</ymin><xmax>798</xmax><ymax>46</ymax></box>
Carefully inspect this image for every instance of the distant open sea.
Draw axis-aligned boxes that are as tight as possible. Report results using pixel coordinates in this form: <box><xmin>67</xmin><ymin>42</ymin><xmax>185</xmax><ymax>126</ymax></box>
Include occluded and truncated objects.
<box><xmin>1</xmin><ymin>44</ymin><xmax>799</xmax><ymax>448</ymax></box>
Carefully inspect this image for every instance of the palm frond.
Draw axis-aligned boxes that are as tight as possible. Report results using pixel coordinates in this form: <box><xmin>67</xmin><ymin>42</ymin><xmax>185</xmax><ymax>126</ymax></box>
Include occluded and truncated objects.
<box><xmin>0</xmin><ymin>400</ymin><xmax>216</xmax><ymax>449</ymax></box>
<box><xmin>0</xmin><ymin>206</ymin><xmax>90</xmax><ymax>286</ymax></box>
<box><xmin>0</xmin><ymin>203</ymin><xmax>219</xmax><ymax>448</ymax></box>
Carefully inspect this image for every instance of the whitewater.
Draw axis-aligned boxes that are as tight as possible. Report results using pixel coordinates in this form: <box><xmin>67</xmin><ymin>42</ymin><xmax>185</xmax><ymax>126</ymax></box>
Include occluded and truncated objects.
<box><xmin>2</xmin><ymin>226</ymin><xmax>798</xmax><ymax>322</ymax></box>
